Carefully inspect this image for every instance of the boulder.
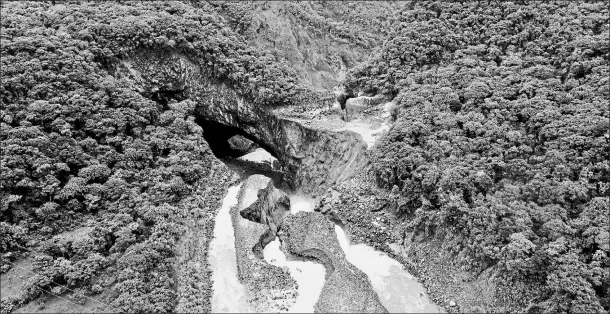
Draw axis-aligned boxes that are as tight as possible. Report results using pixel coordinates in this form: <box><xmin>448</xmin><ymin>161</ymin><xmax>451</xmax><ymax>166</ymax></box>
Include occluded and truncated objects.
<box><xmin>331</xmin><ymin>101</ymin><xmax>344</xmax><ymax>115</ymax></box>
<box><xmin>240</xmin><ymin>181</ymin><xmax>291</xmax><ymax>257</ymax></box>
<box><xmin>314</xmin><ymin>188</ymin><xmax>342</xmax><ymax>214</ymax></box>
<box><xmin>283</xmin><ymin>212</ymin><xmax>388</xmax><ymax>313</ymax></box>
<box><xmin>271</xmin><ymin>159</ymin><xmax>281</xmax><ymax>171</ymax></box>
<box><xmin>240</xmin><ymin>181</ymin><xmax>290</xmax><ymax>233</ymax></box>
<box><xmin>382</xmin><ymin>101</ymin><xmax>397</xmax><ymax>119</ymax></box>
<box><xmin>345</xmin><ymin>97</ymin><xmax>369</xmax><ymax>113</ymax></box>
<box><xmin>333</xmin><ymin>85</ymin><xmax>355</xmax><ymax>109</ymax></box>
<box><xmin>345</xmin><ymin>94</ymin><xmax>389</xmax><ymax>115</ymax></box>
<box><xmin>227</xmin><ymin>134</ymin><xmax>258</xmax><ymax>156</ymax></box>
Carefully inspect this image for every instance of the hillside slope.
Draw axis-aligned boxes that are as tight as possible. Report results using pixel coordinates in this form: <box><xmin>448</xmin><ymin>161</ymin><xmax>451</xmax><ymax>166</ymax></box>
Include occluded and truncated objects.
<box><xmin>0</xmin><ymin>1</ymin><xmax>399</xmax><ymax>313</ymax></box>
<box><xmin>207</xmin><ymin>0</ymin><xmax>404</xmax><ymax>92</ymax></box>
<box><xmin>342</xmin><ymin>1</ymin><xmax>609</xmax><ymax>312</ymax></box>
<box><xmin>2</xmin><ymin>1</ymin><xmax>608</xmax><ymax>313</ymax></box>
<box><xmin>0</xmin><ymin>1</ymin><xmax>308</xmax><ymax>312</ymax></box>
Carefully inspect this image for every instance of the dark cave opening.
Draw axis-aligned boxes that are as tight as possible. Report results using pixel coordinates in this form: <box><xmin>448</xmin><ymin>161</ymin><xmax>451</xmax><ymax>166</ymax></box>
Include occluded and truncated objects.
<box><xmin>200</xmin><ymin>120</ymin><xmax>240</xmax><ymax>159</ymax></box>
<box><xmin>198</xmin><ymin>118</ymin><xmax>263</xmax><ymax>159</ymax></box>
<box><xmin>197</xmin><ymin>117</ymin><xmax>292</xmax><ymax>190</ymax></box>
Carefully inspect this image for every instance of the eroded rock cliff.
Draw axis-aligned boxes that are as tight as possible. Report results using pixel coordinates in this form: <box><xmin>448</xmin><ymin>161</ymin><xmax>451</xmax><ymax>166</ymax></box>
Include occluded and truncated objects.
<box><xmin>116</xmin><ymin>48</ymin><xmax>369</xmax><ymax>194</ymax></box>
<box><xmin>209</xmin><ymin>1</ymin><xmax>405</xmax><ymax>91</ymax></box>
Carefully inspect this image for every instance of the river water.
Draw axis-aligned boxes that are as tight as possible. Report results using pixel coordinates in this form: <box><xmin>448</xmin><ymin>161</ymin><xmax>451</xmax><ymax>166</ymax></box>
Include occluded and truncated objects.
<box><xmin>334</xmin><ymin>226</ymin><xmax>441</xmax><ymax>313</ymax></box>
<box><xmin>285</xmin><ymin>192</ymin><xmax>441</xmax><ymax>313</ymax></box>
<box><xmin>208</xmin><ymin>184</ymin><xmax>251</xmax><ymax>313</ymax></box>
<box><xmin>261</xmin><ymin>193</ymin><xmax>326</xmax><ymax>313</ymax></box>
<box><xmin>262</xmin><ymin>238</ymin><xmax>326</xmax><ymax>313</ymax></box>
<box><xmin>209</xmin><ymin>179</ymin><xmax>442</xmax><ymax>313</ymax></box>
<box><xmin>209</xmin><ymin>114</ymin><xmax>442</xmax><ymax>312</ymax></box>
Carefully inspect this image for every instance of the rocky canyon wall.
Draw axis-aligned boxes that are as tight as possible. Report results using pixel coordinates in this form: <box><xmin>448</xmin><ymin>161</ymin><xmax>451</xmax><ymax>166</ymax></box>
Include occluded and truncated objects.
<box><xmin>208</xmin><ymin>1</ymin><xmax>405</xmax><ymax>92</ymax></box>
<box><xmin>115</xmin><ymin>49</ymin><xmax>368</xmax><ymax>194</ymax></box>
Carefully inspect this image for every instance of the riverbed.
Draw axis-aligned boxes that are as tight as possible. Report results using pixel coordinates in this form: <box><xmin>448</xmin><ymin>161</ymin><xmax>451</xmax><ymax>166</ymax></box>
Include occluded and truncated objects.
<box><xmin>335</xmin><ymin>225</ymin><xmax>441</xmax><ymax>313</ymax></box>
<box><xmin>208</xmin><ymin>179</ymin><xmax>442</xmax><ymax>313</ymax></box>
<box><xmin>208</xmin><ymin>111</ymin><xmax>442</xmax><ymax>313</ymax></box>
<box><xmin>208</xmin><ymin>184</ymin><xmax>250</xmax><ymax>313</ymax></box>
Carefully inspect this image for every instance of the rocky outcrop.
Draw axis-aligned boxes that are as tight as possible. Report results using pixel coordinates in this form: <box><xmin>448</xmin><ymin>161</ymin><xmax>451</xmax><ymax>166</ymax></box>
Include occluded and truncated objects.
<box><xmin>230</xmin><ymin>175</ymin><xmax>297</xmax><ymax>312</ymax></box>
<box><xmin>228</xmin><ymin>135</ymin><xmax>259</xmax><ymax>156</ymax></box>
<box><xmin>314</xmin><ymin>188</ymin><xmax>342</xmax><ymax>214</ymax></box>
<box><xmin>331</xmin><ymin>86</ymin><xmax>392</xmax><ymax>120</ymax></box>
<box><xmin>240</xmin><ymin>181</ymin><xmax>291</xmax><ymax>258</ymax></box>
<box><xmin>345</xmin><ymin>94</ymin><xmax>389</xmax><ymax>115</ymax></box>
<box><xmin>334</xmin><ymin>85</ymin><xmax>356</xmax><ymax>110</ymax></box>
<box><xmin>240</xmin><ymin>181</ymin><xmax>290</xmax><ymax>229</ymax></box>
<box><xmin>283</xmin><ymin>212</ymin><xmax>387</xmax><ymax>313</ymax></box>
<box><xmin>239</xmin><ymin>181</ymin><xmax>290</xmax><ymax>227</ymax></box>
<box><xmin>116</xmin><ymin>49</ymin><xmax>368</xmax><ymax>194</ymax></box>
<box><xmin>235</xmin><ymin>3</ymin><xmax>379</xmax><ymax>91</ymax></box>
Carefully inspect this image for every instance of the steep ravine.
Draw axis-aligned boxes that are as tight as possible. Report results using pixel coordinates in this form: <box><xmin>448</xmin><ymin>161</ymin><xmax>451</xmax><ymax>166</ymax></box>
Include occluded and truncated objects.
<box><xmin>210</xmin><ymin>1</ymin><xmax>403</xmax><ymax>92</ymax></box>
<box><xmin>113</xmin><ymin>47</ymin><xmax>442</xmax><ymax>313</ymax></box>
<box><xmin>116</xmin><ymin>48</ymin><xmax>368</xmax><ymax>194</ymax></box>
<box><xmin>205</xmin><ymin>118</ymin><xmax>442</xmax><ymax>313</ymax></box>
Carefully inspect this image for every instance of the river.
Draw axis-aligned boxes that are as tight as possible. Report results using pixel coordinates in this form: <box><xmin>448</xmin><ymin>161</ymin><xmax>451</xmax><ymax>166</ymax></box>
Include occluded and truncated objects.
<box><xmin>208</xmin><ymin>114</ymin><xmax>441</xmax><ymax>312</ymax></box>
<box><xmin>208</xmin><ymin>180</ymin><xmax>442</xmax><ymax>313</ymax></box>
<box><xmin>208</xmin><ymin>184</ymin><xmax>250</xmax><ymax>313</ymax></box>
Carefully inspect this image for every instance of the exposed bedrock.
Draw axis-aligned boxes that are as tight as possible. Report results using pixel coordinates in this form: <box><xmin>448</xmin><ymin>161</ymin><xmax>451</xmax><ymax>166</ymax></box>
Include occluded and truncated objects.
<box><xmin>231</xmin><ymin>175</ymin><xmax>298</xmax><ymax>312</ymax></box>
<box><xmin>227</xmin><ymin>134</ymin><xmax>259</xmax><ymax>157</ymax></box>
<box><xmin>283</xmin><ymin>212</ymin><xmax>388</xmax><ymax>313</ymax></box>
<box><xmin>116</xmin><ymin>49</ymin><xmax>368</xmax><ymax>194</ymax></box>
<box><xmin>345</xmin><ymin>94</ymin><xmax>390</xmax><ymax>115</ymax></box>
<box><xmin>240</xmin><ymin>181</ymin><xmax>291</xmax><ymax>258</ymax></box>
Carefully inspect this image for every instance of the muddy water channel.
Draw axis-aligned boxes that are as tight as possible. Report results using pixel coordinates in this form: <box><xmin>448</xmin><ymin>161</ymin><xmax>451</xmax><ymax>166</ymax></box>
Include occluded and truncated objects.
<box><xmin>335</xmin><ymin>226</ymin><xmax>441</xmax><ymax>313</ymax></box>
<box><xmin>262</xmin><ymin>194</ymin><xmax>326</xmax><ymax>313</ymax></box>
<box><xmin>207</xmin><ymin>124</ymin><xmax>442</xmax><ymax>313</ymax></box>
<box><xmin>208</xmin><ymin>184</ymin><xmax>250</xmax><ymax>313</ymax></box>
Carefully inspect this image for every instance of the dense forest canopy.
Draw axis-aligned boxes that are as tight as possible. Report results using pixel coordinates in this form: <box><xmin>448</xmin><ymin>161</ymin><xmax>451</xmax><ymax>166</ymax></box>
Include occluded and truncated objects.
<box><xmin>1</xmin><ymin>1</ymin><xmax>609</xmax><ymax>313</ymax></box>
<box><xmin>344</xmin><ymin>1</ymin><xmax>609</xmax><ymax>312</ymax></box>
<box><xmin>0</xmin><ymin>1</ymin><xmax>309</xmax><ymax>312</ymax></box>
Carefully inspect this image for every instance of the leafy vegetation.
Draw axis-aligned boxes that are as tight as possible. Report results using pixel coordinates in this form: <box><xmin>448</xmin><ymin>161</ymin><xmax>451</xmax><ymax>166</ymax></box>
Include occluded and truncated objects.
<box><xmin>1</xmin><ymin>1</ymin><xmax>608</xmax><ymax>313</ymax></box>
<box><xmin>345</xmin><ymin>1</ymin><xmax>609</xmax><ymax>312</ymax></box>
<box><xmin>0</xmin><ymin>1</ymin><xmax>309</xmax><ymax>312</ymax></box>
<box><xmin>281</xmin><ymin>1</ymin><xmax>402</xmax><ymax>49</ymax></box>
